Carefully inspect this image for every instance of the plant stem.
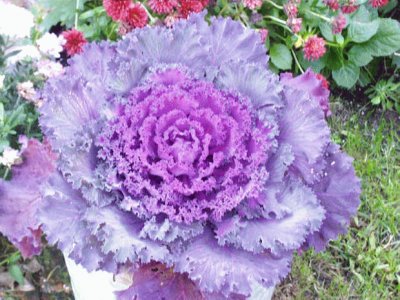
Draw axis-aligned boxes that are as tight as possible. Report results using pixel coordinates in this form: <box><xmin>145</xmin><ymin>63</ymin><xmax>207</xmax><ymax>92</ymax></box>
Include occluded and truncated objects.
<box><xmin>218</xmin><ymin>3</ymin><xmax>229</xmax><ymax>16</ymax></box>
<box><xmin>291</xmin><ymin>49</ymin><xmax>304</xmax><ymax>73</ymax></box>
<box><xmin>265</xmin><ymin>0</ymin><xmax>283</xmax><ymax>10</ymax></box>
<box><xmin>266</xmin><ymin>20</ymin><xmax>292</xmax><ymax>33</ymax></box>
<box><xmin>75</xmin><ymin>0</ymin><xmax>80</xmax><ymax>29</ymax></box>
<box><xmin>306</xmin><ymin>10</ymin><xmax>331</xmax><ymax>23</ymax></box>
<box><xmin>325</xmin><ymin>41</ymin><xmax>340</xmax><ymax>47</ymax></box>
<box><xmin>264</xmin><ymin>15</ymin><xmax>287</xmax><ymax>25</ymax></box>
<box><xmin>3</xmin><ymin>167</ymin><xmax>9</xmax><ymax>179</ymax></box>
<box><xmin>142</xmin><ymin>4</ymin><xmax>156</xmax><ymax>23</ymax></box>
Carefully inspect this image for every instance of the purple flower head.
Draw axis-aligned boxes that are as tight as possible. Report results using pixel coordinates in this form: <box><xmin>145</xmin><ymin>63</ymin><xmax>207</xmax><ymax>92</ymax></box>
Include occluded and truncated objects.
<box><xmin>0</xmin><ymin>11</ymin><xmax>360</xmax><ymax>299</ymax></box>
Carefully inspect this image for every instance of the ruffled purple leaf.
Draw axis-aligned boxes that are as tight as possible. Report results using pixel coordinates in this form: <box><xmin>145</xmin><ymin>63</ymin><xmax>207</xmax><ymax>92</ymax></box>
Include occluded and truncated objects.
<box><xmin>215</xmin><ymin>62</ymin><xmax>283</xmax><ymax>110</ymax></box>
<box><xmin>0</xmin><ymin>139</ymin><xmax>56</xmax><ymax>257</ymax></box>
<box><xmin>174</xmin><ymin>230</ymin><xmax>292</xmax><ymax>297</ymax></box>
<box><xmin>84</xmin><ymin>206</ymin><xmax>171</xmax><ymax>265</ymax></box>
<box><xmin>188</xmin><ymin>12</ymin><xmax>268</xmax><ymax>67</ymax></box>
<box><xmin>278</xmin><ymin>88</ymin><xmax>330</xmax><ymax>184</ymax></box>
<box><xmin>305</xmin><ymin>143</ymin><xmax>361</xmax><ymax>251</ymax></box>
<box><xmin>39</xmin><ymin>173</ymin><xmax>120</xmax><ymax>272</ymax></box>
<box><xmin>280</xmin><ymin>69</ymin><xmax>331</xmax><ymax>117</ymax></box>
<box><xmin>116</xmin><ymin>262</ymin><xmax>247</xmax><ymax>300</ymax></box>
<box><xmin>140</xmin><ymin>217</ymin><xmax>204</xmax><ymax>243</ymax></box>
<box><xmin>115</xmin><ymin>262</ymin><xmax>204</xmax><ymax>300</ymax></box>
<box><xmin>218</xmin><ymin>181</ymin><xmax>325</xmax><ymax>254</ymax></box>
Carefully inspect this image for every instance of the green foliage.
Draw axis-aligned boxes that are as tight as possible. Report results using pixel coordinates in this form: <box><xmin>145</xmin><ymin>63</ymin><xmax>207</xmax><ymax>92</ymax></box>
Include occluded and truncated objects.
<box><xmin>366</xmin><ymin>78</ymin><xmax>400</xmax><ymax>112</ymax></box>
<box><xmin>332</xmin><ymin>61</ymin><xmax>360</xmax><ymax>89</ymax></box>
<box><xmin>0</xmin><ymin>59</ymin><xmax>43</xmax><ymax>177</ymax></box>
<box><xmin>362</xmin><ymin>18</ymin><xmax>400</xmax><ymax>57</ymax></box>
<box><xmin>38</xmin><ymin>0</ymin><xmax>87</xmax><ymax>32</ymax></box>
<box><xmin>270</xmin><ymin>43</ymin><xmax>292</xmax><ymax>70</ymax></box>
<box><xmin>348</xmin><ymin>6</ymin><xmax>380</xmax><ymax>43</ymax></box>
<box><xmin>79</xmin><ymin>5</ymin><xmax>118</xmax><ymax>41</ymax></box>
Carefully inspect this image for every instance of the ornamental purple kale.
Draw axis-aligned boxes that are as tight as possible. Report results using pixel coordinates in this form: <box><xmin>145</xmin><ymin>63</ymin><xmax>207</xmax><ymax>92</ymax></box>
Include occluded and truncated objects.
<box><xmin>0</xmin><ymin>12</ymin><xmax>361</xmax><ymax>299</ymax></box>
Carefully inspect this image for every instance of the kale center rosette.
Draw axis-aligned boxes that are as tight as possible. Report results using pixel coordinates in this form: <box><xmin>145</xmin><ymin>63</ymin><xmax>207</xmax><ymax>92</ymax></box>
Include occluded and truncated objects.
<box><xmin>97</xmin><ymin>69</ymin><xmax>272</xmax><ymax>224</ymax></box>
<box><xmin>0</xmin><ymin>12</ymin><xmax>361</xmax><ymax>300</ymax></box>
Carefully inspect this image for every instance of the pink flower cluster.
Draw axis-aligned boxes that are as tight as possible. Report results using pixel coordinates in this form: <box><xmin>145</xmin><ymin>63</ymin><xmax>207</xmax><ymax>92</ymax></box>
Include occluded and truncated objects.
<box><xmin>332</xmin><ymin>13</ymin><xmax>346</xmax><ymax>34</ymax></box>
<box><xmin>322</xmin><ymin>1</ymin><xmax>348</xmax><ymax>34</ymax></box>
<box><xmin>324</xmin><ymin>0</ymin><xmax>340</xmax><ymax>10</ymax></box>
<box><xmin>284</xmin><ymin>0</ymin><xmax>302</xmax><ymax>33</ymax></box>
<box><xmin>303</xmin><ymin>35</ymin><xmax>326</xmax><ymax>61</ymax></box>
<box><xmin>324</xmin><ymin>0</ymin><xmax>359</xmax><ymax>14</ymax></box>
<box><xmin>243</xmin><ymin>0</ymin><xmax>262</xmax><ymax>10</ymax></box>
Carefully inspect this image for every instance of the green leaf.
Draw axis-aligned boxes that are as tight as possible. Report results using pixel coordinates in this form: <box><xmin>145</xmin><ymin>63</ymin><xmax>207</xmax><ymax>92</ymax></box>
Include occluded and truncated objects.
<box><xmin>9</xmin><ymin>265</ymin><xmax>24</xmax><ymax>285</ymax></box>
<box><xmin>319</xmin><ymin>22</ymin><xmax>334</xmax><ymax>42</ymax></box>
<box><xmin>348</xmin><ymin>6</ymin><xmax>379</xmax><ymax>43</ymax></box>
<box><xmin>393</xmin><ymin>55</ymin><xmax>400</xmax><ymax>68</ymax></box>
<box><xmin>332</xmin><ymin>62</ymin><xmax>360</xmax><ymax>88</ymax></box>
<box><xmin>335</xmin><ymin>34</ymin><xmax>345</xmax><ymax>45</ymax></box>
<box><xmin>364</xmin><ymin>18</ymin><xmax>400</xmax><ymax>57</ymax></box>
<box><xmin>270</xmin><ymin>44</ymin><xmax>292</xmax><ymax>70</ymax></box>
<box><xmin>323</xmin><ymin>48</ymin><xmax>343</xmax><ymax>70</ymax></box>
<box><xmin>371</xmin><ymin>96</ymin><xmax>381</xmax><ymax>105</ymax></box>
<box><xmin>348</xmin><ymin>45</ymin><xmax>373</xmax><ymax>67</ymax></box>
<box><xmin>297</xmin><ymin>51</ymin><xmax>326</xmax><ymax>73</ymax></box>
<box><xmin>358</xmin><ymin>69</ymin><xmax>372</xmax><ymax>87</ymax></box>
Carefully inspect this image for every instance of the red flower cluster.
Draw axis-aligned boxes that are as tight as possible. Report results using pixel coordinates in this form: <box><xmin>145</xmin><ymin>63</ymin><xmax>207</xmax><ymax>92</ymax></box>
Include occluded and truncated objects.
<box><xmin>103</xmin><ymin>0</ymin><xmax>148</xmax><ymax>31</ymax></box>
<box><xmin>103</xmin><ymin>0</ymin><xmax>209</xmax><ymax>30</ymax></box>
<box><xmin>62</xmin><ymin>29</ymin><xmax>87</xmax><ymax>56</ymax></box>
<box><xmin>179</xmin><ymin>0</ymin><xmax>209</xmax><ymax>18</ymax></box>
<box><xmin>370</xmin><ymin>0</ymin><xmax>389</xmax><ymax>8</ymax></box>
<box><xmin>316</xmin><ymin>73</ymin><xmax>329</xmax><ymax>90</ymax></box>
<box><xmin>103</xmin><ymin>0</ymin><xmax>131</xmax><ymax>21</ymax></box>
<box><xmin>148</xmin><ymin>0</ymin><xmax>178</xmax><ymax>14</ymax></box>
<box><xmin>303</xmin><ymin>35</ymin><xmax>326</xmax><ymax>61</ymax></box>
<box><xmin>123</xmin><ymin>3</ymin><xmax>148</xmax><ymax>28</ymax></box>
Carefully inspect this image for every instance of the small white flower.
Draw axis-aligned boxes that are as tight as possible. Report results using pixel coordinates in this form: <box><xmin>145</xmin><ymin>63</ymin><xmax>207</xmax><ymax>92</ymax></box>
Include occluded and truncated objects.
<box><xmin>36</xmin><ymin>60</ymin><xmax>64</xmax><ymax>78</ymax></box>
<box><xmin>0</xmin><ymin>74</ymin><xmax>5</xmax><ymax>90</ymax></box>
<box><xmin>0</xmin><ymin>147</ymin><xmax>22</xmax><ymax>168</ymax></box>
<box><xmin>6</xmin><ymin>45</ymin><xmax>41</xmax><ymax>65</ymax></box>
<box><xmin>37</xmin><ymin>33</ymin><xmax>65</xmax><ymax>58</ymax></box>
<box><xmin>0</xmin><ymin>2</ymin><xmax>34</xmax><ymax>39</ymax></box>
<box><xmin>17</xmin><ymin>81</ymin><xmax>36</xmax><ymax>101</ymax></box>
